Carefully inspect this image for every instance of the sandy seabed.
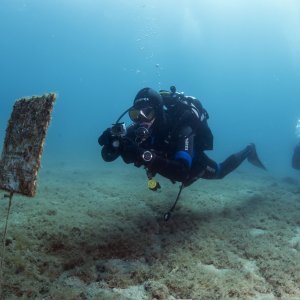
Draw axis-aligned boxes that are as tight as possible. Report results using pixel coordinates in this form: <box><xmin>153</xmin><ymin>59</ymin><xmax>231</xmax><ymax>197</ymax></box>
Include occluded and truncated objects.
<box><xmin>0</xmin><ymin>161</ymin><xmax>299</xmax><ymax>300</ymax></box>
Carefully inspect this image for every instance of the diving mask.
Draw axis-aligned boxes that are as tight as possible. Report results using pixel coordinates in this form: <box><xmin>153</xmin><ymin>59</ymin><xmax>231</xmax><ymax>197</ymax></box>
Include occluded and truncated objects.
<box><xmin>129</xmin><ymin>106</ymin><xmax>155</xmax><ymax>123</ymax></box>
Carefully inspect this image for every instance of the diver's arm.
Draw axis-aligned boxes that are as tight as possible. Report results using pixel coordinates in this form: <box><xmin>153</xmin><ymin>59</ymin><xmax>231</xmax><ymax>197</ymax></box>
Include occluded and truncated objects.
<box><xmin>118</xmin><ymin>124</ymin><xmax>194</xmax><ymax>182</ymax></box>
<box><xmin>120</xmin><ymin>142</ymin><xmax>191</xmax><ymax>181</ymax></box>
<box><xmin>99</xmin><ymin>124</ymin><xmax>137</xmax><ymax>163</ymax></box>
<box><xmin>147</xmin><ymin>155</ymin><xmax>190</xmax><ymax>182</ymax></box>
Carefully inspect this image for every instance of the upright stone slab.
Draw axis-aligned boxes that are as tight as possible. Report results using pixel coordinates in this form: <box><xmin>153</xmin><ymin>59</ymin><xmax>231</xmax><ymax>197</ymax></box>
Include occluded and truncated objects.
<box><xmin>0</xmin><ymin>94</ymin><xmax>56</xmax><ymax>196</ymax></box>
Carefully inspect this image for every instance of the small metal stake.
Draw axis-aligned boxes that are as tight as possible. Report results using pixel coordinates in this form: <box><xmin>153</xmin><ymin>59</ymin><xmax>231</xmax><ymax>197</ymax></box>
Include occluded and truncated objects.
<box><xmin>0</xmin><ymin>191</ymin><xmax>14</xmax><ymax>299</ymax></box>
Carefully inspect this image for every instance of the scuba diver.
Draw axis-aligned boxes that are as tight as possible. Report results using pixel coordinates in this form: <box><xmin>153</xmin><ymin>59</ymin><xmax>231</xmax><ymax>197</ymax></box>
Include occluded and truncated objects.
<box><xmin>292</xmin><ymin>119</ymin><xmax>300</xmax><ymax>170</ymax></box>
<box><xmin>98</xmin><ymin>86</ymin><xmax>266</xmax><ymax>220</ymax></box>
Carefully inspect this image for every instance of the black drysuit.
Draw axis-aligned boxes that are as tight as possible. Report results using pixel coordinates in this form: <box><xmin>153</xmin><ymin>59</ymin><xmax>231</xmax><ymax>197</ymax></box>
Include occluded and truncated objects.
<box><xmin>114</xmin><ymin>109</ymin><xmax>252</xmax><ymax>187</ymax></box>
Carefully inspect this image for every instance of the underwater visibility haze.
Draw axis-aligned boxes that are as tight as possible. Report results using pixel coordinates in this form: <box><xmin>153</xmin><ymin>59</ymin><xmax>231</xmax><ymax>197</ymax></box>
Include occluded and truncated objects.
<box><xmin>0</xmin><ymin>0</ymin><xmax>299</xmax><ymax>173</ymax></box>
<box><xmin>0</xmin><ymin>0</ymin><xmax>300</xmax><ymax>299</ymax></box>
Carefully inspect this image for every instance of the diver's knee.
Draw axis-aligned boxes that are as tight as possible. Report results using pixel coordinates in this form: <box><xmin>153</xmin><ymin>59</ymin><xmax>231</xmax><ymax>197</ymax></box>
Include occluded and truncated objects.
<box><xmin>217</xmin><ymin>169</ymin><xmax>226</xmax><ymax>179</ymax></box>
<box><xmin>217</xmin><ymin>162</ymin><xmax>231</xmax><ymax>179</ymax></box>
<box><xmin>208</xmin><ymin>163</ymin><xmax>223</xmax><ymax>179</ymax></box>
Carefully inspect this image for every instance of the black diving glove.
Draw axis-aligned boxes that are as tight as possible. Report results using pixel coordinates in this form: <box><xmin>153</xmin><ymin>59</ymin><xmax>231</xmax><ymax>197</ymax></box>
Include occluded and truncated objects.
<box><xmin>98</xmin><ymin>128</ymin><xmax>113</xmax><ymax>147</ymax></box>
<box><xmin>98</xmin><ymin>128</ymin><xmax>121</xmax><ymax>162</ymax></box>
<box><xmin>101</xmin><ymin>146</ymin><xmax>120</xmax><ymax>162</ymax></box>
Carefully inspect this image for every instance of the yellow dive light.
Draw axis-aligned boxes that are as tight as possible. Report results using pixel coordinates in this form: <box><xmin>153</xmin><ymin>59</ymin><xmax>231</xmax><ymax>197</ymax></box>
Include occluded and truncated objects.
<box><xmin>147</xmin><ymin>179</ymin><xmax>161</xmax><ymax>191</ymax></box>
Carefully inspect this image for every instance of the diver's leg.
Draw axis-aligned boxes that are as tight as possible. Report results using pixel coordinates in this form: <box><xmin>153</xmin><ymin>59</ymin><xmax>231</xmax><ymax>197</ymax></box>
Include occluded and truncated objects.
<box><xmin>196</xmin><ymin>145</ymin><xmax>253</xmax><ymax>180</ymax></box>
<box><xmin>184</xmin><ymin>144</ymin><xmax>265</xmax><ymax>186</ymax></box>
<box><xmin>218</xmin><ymin>147</ymin><xmax>250</xmax><ymax>178</ymax></box>
<box><xmin>184</xmin><ymin>153</ymin><xmax>220</xmax><ymax>186</ymax></box>
<box><xmin>219</xmin><ymin>143</ymin><xmax>266</xmax><ymax>178</ymax></box>
<box><xmin>292</xmin><ymin>142</ymin><xmax>300</xmax><ymax>169</ymax></box>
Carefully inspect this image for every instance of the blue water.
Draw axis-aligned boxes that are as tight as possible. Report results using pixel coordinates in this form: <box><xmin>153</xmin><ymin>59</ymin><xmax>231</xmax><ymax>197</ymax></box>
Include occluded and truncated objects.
<box><xmin>0</xmin><ymin>0</ymin><xmax>299</xmax><ymax>176</ymax></box>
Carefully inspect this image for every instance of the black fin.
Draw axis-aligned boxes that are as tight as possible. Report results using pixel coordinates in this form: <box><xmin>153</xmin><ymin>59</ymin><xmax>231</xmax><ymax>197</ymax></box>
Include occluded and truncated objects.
<box><xmin>247</xmin><ymin>143</ymin><xmax>267</xmax><ymax>170</ymax></box>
